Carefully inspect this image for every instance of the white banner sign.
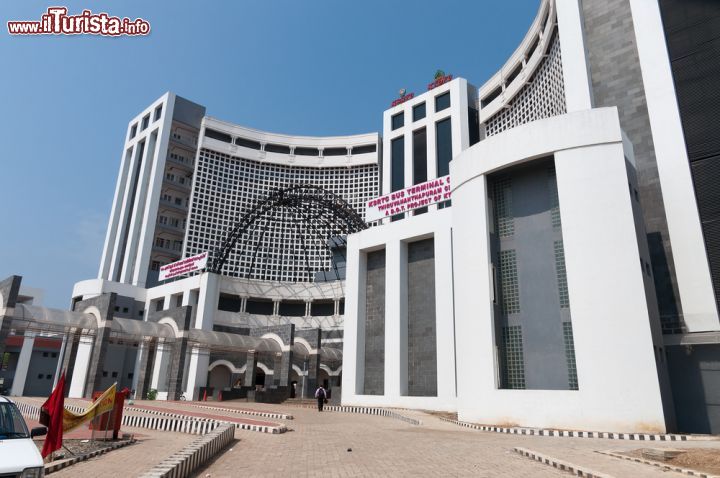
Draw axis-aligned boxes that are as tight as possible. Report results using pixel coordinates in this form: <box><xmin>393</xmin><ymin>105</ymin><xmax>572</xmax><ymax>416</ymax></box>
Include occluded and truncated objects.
<box><xmin>159</xmin><ymin>252</ymin><xmax>208</xmax><ymax>281</ymax></box>
<box><xmin>365</xmin><ymin>175</ymin><xmax>451</xmax><ymax>222</ymax></box>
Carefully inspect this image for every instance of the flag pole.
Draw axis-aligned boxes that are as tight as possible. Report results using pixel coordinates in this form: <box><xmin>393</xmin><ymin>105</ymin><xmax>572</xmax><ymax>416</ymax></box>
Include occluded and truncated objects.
<box><xmin>103</xmin><ymin>382</ymin><xmax>117</xmax><ymax>441</ymax></box>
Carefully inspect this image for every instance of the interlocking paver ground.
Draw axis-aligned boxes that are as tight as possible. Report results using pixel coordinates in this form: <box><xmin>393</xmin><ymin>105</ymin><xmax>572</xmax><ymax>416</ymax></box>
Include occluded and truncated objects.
<box><xmin>49</xmin><ymin>426</ymin><xmax>196</xmax><ymax>477</ymax></box>
<box><xmin>20</xmin><ymin>397</ymin><xmax>720</xmax><ymax>477</ymax></box>
<box><xmin>188</xmin><ymin>403</ymin><xmax>720</xmax><ymax>478</ymax></box>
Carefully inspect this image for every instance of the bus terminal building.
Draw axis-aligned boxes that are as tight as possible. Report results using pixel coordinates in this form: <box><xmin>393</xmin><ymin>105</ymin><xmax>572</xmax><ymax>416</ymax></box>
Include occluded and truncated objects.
<box><xmin>3</xmin><ymin>0</ymin><xmax>720</xmax><ymax>435</ymax></box>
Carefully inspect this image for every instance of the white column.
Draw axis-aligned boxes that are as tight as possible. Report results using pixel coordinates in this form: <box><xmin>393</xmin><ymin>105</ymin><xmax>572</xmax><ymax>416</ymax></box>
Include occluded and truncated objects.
<box><xmin>68</xmin><ymin>335</ymin><xmax>94</xmax><ymax>398</ymax></box>
<box><xmin>52</xmin><ymin>333</ymin><xmax>68</xmax><ymax>390</ymax></box>
<box><xmin>150</xmin><ymin>341</ymin><xmax>171</xmax><ymax>395</ymax></box>
<box><xmin>10</xmin><ymin>333</ymin><xmax>35</xmax><ymax>396</ymax></box>
<box><xmin>384</xmin><ymin>240</ymin><xmax>407</xmax><ymax>398</ymax></box>
<box><xmin>130</xmin><ymin>340</ymin><xmax>148</xmax><ymax>394</ymax></box>
<box><xmin>107</xmin><ymin>144</ymin><xmax>140</xmax><ymax>282</ymax></box>
<box><xmin>100</xmin><ymin>144</ymin><xmax>134</xmax><ymax>280</ymax></box>
<box><xmin>195</xmin><ymin>273</ymin><xmax>219</xmax><ymax>331</ymax></box>
<box><xmin>628</xmin><ymin>0</ymin><xmax>719</xmax><ymax>332</ymax></box>
<box><xmin>183</xmin><ymin>273</ymin><xmax>218</xmax><ymax>399</ymax></box>
<box><xmin>342</xmin><ymin>237</ymin><xmax>365</xmax><ymax>399</ymax></box>
<box><xmin>120</xmin><ymin>131</ymin><xmax>156</xmax><ymax>284</ymax></box>
<box><xmin>184</xmin><ymin>347</ymin><xmax>209</xmax><ymax>401</ymax></box>
<box><xmin>434</xmin><ymin>226</ymin><xmax>457</xmax><ymax>402</ymax></box>
<box><xmin>163</xmin><ymin>294</ymin><xmax>173</xmax><ymax>311</ymax></box>
<box><xmin>451</xmin><ymin>174</ymin><xmax>498</xmax><ymax>413</ymax></box>
<box><xmin>555</xmin><ymin>0</ymin><xmax>594</xmax><ymax>111</ymax></box>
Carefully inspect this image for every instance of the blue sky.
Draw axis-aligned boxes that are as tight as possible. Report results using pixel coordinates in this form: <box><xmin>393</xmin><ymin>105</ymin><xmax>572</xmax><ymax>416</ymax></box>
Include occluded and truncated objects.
<box><xmin>0</xmin><ymin>0</ymin><xmax>539</xmax><ymax>308</ymax></box>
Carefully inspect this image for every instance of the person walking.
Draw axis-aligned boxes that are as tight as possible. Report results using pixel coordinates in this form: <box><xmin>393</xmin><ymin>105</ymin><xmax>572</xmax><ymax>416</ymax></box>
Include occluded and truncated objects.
<box><xmin>315</xmin><ymin>385</ymin><xmax>327</xmax><ymax>411</ymax></box>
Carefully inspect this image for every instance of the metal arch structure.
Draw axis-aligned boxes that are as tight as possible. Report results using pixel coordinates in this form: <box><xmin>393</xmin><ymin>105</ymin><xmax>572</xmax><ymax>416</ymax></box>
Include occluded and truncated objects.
<box><xmin>208</xmin><ymin>185</ymin><xmax>368</xmax><ymax>281</ymax></box>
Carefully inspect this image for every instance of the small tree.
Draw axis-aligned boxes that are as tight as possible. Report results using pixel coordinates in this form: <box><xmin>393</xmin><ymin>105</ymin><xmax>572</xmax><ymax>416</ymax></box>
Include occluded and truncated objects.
<box><xmin>146</xmin><ymin>388</ymin><xmax>158</xmax><ymax>400</ymax></box>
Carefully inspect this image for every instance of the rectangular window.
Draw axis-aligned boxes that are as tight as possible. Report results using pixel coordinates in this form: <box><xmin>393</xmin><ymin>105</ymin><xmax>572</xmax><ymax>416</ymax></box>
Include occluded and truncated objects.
<box><xmin>468</xmin><ymin>107</ymin><xmax>480</xmax><ymax>145</ymax></box>
<box><xmin>554</xmin><ymin>240</ymin><xmax>569</xmax><ymax>308</ymax></box>
<box><xmin>499</xmin><ymin>250</ymin><xmax>520</xmax><ymax>314</ymax></box>
<box><xmin>435</xmin><ymin>92</ymin><xmax>450</xmax><ymax>112</ymax></box>
<box><xmin>129</xmin><ymin>124</ymin><xmax>138</xmax><ymax>140</ymax></box>
<box><xmin>141</xmin><ymin>114</ymin><xmax>150</xmax><ymax>131</ymax></box>
<box><xmin>391</xmin><ymin>136</ymin><xmax>405</xmax><ymax>192</ymax></box>
<box><xmin>502</xmin><ymin>326</ymin><xmax>525</xmax><ymax>389</ymax></box>
<box><xmin>391</xmin><ymin>112</ymin><xmax>404</xmax><ymax>131</ymax></box>
<box><xmin>413</xmin><ymin>103</ymin><xmax>426</xmax><ymax>122</ymax></box>
<box><xmin>154</xmin><ymin>105</ymin><xmax>162</xmax><ymax>122</ymax></box>
<box><xmin>563</xmin><ymin>322</ymin><xmax>579</xmax><ymax>390</ymax></box>
<box><xmin>548</xmin><ymin>167</ymin><xmax>561</xmax><ymax>228</ymax></box>
<box><xmin>435</xmin><ymin>118</ymin><xmax>452</xmax><ymax>177</ymax></box>
<box><xmin>494</xmin><ymin>178</ymin><xmax>514</xmax><ymax>237</ymax></box>
<box><xmin>412</xmin><ymin>128</ymin><xmax>427</xmax><ymax>185</ymax></box>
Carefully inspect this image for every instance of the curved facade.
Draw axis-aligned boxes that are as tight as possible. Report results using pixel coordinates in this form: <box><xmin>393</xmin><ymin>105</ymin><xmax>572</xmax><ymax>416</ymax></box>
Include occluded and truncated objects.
<box><xmin>186</xmin><ymin>118</ymin><xmax>379</xmax><ymax>282</ymax></box>
<box><xmin>1</xmin><ymin>0</ymin><xmax>717</xmax><ymax>434</ymax></box>
<box><xmin>341</xmin><ymin>0</ymin><xmax>720</xmax><ymax>434</ymax></box>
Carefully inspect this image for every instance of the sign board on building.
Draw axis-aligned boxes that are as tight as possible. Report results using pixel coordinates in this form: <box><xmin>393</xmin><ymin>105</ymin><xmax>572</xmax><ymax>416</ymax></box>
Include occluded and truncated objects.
<box><xmin>159</xmin><ymin>251</ymin><xmax>208</xmax><ymax>281</ymax></box>
<box><xmin>365</xmin><ymin>175</ymin><xmax>451</xmax><ymax>222</ymax></box>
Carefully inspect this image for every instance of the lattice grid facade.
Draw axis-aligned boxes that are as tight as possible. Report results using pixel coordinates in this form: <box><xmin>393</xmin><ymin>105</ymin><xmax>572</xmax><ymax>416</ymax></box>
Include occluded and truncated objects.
<box><xmin>185</xmin><ymin>148</ymin><xmax>379</xmax><ymax>282</ymax></box>
<box><xmin>563</xmin><ymin>321</ymin><xmax>579</xmax><ymax>390</ymax></box>
<box><xmin>502</xmin><ymin>325</ymin><xmax>526</xmax><ymax>389</ymax></box>
<box><xmin>484</xmin><ymin>32</ymin><xmax>567</xmax><ymax>137</ymax></box>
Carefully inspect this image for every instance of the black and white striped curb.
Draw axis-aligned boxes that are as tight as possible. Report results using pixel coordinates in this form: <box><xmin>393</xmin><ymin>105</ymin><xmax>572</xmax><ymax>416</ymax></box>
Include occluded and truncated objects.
<box><xmin>124</xmin><ymin>407</ymin><xmax>287</xmax><ymax>434</ymax></box>
<box><xmin>45</xmin><ymin>439</ymin><xmax>136</xmax><ymax>475</ymax></box>
<box><xmin>138</xmin><ymin>424</ymin><xmax>235</xmax><ymax>478</ymax></box>
<box><xmin>439</xmin><ymin>417</ymin><xmax>704</xmax><ymax>441</ymax></box>
<box><xmin>15</xmin><ymin>400</ymin><xmax>87</xmax><ymax>420</ymax></box>
<box><xmin>185</xmin><ymin>403</ymin><xmax>294</xmax><ymax>420</ymax></box>
<box><xmin>122</xmin><ymin>414</ymin><xmax>221</xmax><ymax>435</ymax></box>
<box><xmin>15</xmin><ymin>400</ymin><xmax>285</xmax><ymax>435</ymax></box>
<box><xmin>513</xmin><ymin>447</ymin><xmax>613</xmax><ymax>478</ymax></box>
<box><xmin>288</xmin><ymin>403</ymin><xmax>420</xmax><ymax>425</ymax></box>
<box><xmin>597</xmin><ymin>450</ymin><xmax>720</xmax><ymax>478</ymax></box>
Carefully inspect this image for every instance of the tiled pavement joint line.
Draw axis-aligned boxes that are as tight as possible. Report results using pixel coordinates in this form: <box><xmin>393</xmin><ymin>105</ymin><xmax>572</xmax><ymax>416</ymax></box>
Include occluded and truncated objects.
<box><xmin>439</xmin><ymin>417</ymin><xmax>711</xmax><ymax>441</ymax></box>
<box><xmin>45</xmin><ymin>439</ymin><xmax>136</xmax><ymax>475</ymax></box>
<box><xmin>183</xmin><ymin>403</ymin><xmax>293</xmax><ymax>420</ymax></box>
<box><xmin>513</xmin><ymin>447</ymin><xmax>614</xmax><ymax>478</ymax></box>
<box><xmin>597</xmin><ymin>450</ymin><xmax>720</xmax><ymax>478</ymax></box>
<box><xmin>285</xmin><ymin>404</ymin><xmax>421</xmax><ymax>425</ymax></box>
<box><xmin>138</xmin><ymin>424</ymin><xmax>235</xmax><ymax>478</ymax></box>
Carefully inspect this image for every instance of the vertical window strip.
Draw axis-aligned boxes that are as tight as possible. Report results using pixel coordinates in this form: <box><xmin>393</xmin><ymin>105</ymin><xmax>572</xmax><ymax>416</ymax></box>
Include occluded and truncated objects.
<box><xmin>554</xmin><ymin>240</ymin><xmax>569</xmax><ymax>308</ymax></box>
<box><xmin>563</xmin><ymin>322</ymin><xmax>579</xmax><ymax>390</ymax></box>
<box><xmin>548</xmin><ymin>167</ymin><xmax>561</xmax><ymax>228</ymax></box>
<box><xmin>494</xmin><ymin>178</ymin><xmax>514</xmax><ymax>237</ymax></box>
<box><xmin>499</xmin><ymin>250</ymin><xmax>520</xmax><ymax>314</ymax></box>
<box><xmin>502</xmin><ymin>326</ymin><xmax>526</xmax><ymax>389</ymax></box>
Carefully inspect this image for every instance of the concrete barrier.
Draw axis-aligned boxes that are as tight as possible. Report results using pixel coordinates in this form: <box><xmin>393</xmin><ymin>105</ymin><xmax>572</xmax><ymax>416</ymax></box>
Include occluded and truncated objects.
<box><xmin>138</xmin><ymin>424</ymin><xmax>235</xmax><ymax>478</ymax></box>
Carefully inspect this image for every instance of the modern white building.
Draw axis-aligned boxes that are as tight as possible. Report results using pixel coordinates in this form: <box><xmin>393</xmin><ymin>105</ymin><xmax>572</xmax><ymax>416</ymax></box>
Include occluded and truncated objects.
<box><xmin>342</xmin><ymin>0</ymin><xmax>720</xmax><ymax>433</ymax></box>
<box><xmin>1</xmin><ymin>0</ymin><xmax>719</xmax><ymax>434</ymax></box>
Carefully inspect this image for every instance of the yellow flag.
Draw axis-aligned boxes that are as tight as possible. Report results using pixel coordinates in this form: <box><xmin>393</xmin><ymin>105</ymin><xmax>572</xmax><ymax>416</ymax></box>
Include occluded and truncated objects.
<box><xmin>62</xmin><ymin>383</ymin><xmax>117</xmax><ymax>433</ymax></box>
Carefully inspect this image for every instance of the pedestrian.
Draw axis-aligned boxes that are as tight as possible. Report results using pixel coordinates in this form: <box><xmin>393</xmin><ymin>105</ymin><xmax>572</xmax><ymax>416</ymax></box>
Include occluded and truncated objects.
<box><xmin>315</xmin><ymin>385</ymin><xmax>327</xmax><ymax>411</ymax></box>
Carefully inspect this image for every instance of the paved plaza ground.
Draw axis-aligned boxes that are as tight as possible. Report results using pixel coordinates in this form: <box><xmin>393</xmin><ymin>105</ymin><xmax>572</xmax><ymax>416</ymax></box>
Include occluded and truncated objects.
<box><xmin>186</xmin><ymin>403</ymin><xmax>719</xmax><ymax>477</ymax></box>
<box><xmin>27</xmin><ymin>399</ymin><xmax>720</xmax><ymax>477</ymax></box>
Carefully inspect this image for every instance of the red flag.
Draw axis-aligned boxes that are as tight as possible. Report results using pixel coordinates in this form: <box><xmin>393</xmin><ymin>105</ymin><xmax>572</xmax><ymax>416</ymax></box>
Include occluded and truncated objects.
<box><xmin>41</xmin><ymin>371</ymin><xmax>66</xmax><ymax>458</ymax></box>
